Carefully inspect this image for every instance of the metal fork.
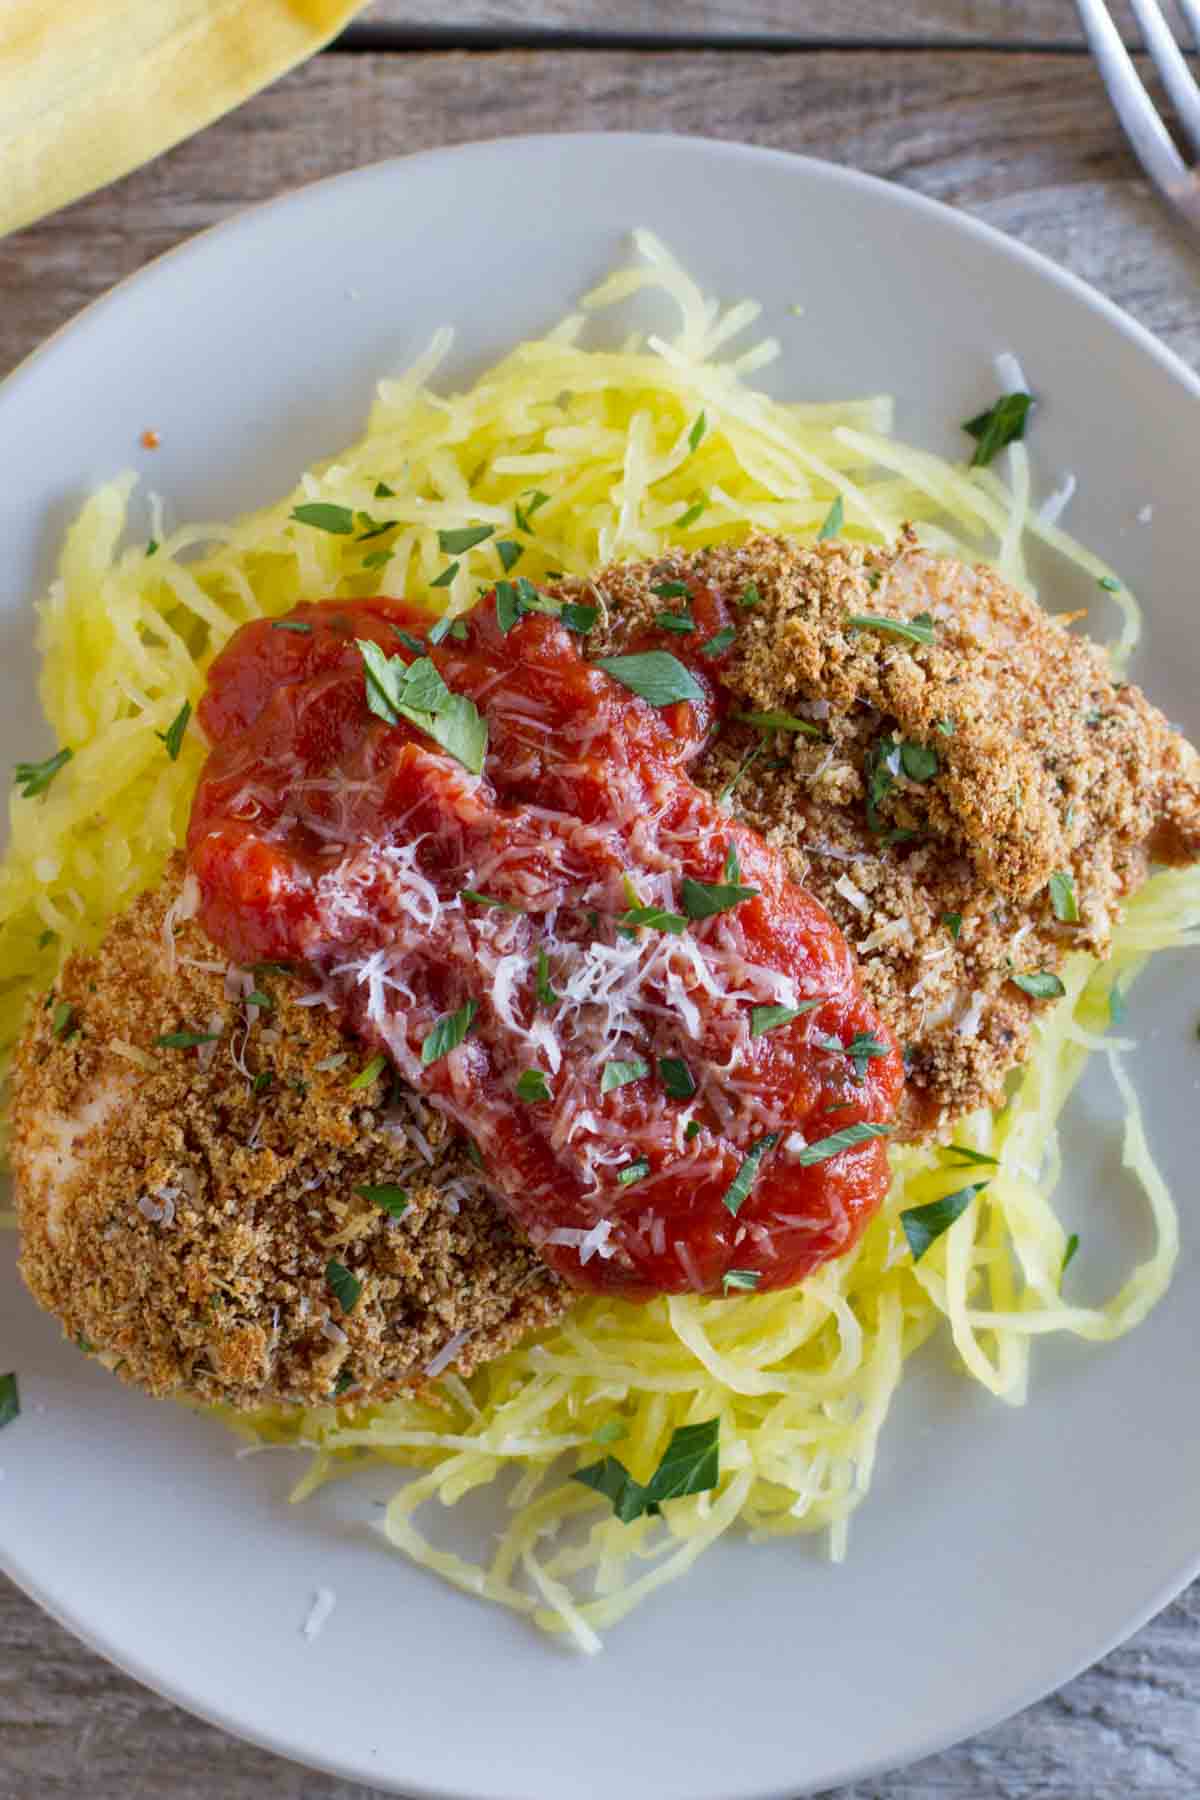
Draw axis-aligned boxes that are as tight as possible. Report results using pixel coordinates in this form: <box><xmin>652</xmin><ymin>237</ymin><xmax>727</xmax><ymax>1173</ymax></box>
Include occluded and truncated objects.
<box><xmin>1075</xmin><ymin>0</ymin><xmax>1200</xmax><ymax>231</ymax></box>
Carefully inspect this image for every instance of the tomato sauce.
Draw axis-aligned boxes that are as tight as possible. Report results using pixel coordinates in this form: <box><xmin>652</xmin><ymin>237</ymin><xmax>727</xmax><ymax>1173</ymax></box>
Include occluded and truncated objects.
<box><xmin>187</xmin><ymin>583</ymin><xmax>904</xmax><ymax>1300</ymax></box>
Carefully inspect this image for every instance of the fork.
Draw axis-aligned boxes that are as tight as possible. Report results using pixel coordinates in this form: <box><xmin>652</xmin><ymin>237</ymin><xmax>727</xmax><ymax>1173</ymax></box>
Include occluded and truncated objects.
<box><xmin>1075</xmin><ymin>0</ymin><xmax>1200</xmax><ymax>231</ymax></box>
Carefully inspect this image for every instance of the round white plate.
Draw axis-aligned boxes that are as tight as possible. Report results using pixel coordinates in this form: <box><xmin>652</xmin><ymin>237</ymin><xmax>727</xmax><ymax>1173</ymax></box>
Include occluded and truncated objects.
<box><xmin>2</xmin><ymin>134</ymin><xmax>1198</xmax><ymax>1800</ymax></box>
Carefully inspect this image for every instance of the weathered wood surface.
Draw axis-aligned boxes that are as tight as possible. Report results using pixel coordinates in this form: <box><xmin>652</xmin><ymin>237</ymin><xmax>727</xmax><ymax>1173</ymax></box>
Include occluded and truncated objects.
<box><xmin>5</xmin><ymin>34</ymin><xmax>1200</xmax><ymax>1800</ymax></box>
<box><xmin>356</xmin><ymin>1</ymin><xmax>1144</xmax><ymax>45</ymax></box>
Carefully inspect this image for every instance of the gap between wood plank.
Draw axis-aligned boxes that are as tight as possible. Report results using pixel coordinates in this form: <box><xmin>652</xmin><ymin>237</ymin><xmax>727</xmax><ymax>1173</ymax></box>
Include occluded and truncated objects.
<box><xmin>335</xmin><ymin>23</ymin><xmax>1191</xmax><ymax>55</ymax></box>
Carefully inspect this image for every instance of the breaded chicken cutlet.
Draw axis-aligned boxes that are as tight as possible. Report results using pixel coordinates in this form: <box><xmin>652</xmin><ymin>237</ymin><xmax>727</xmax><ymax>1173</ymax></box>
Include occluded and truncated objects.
<box><xmin>583</xmin><ymin>533</ymin><xmax>1200</xmax><ymax>1131</ymax></box>
<box><xmin>12</xmin><ymin>860</ymin><xmax>568</xmax><ymax>1411</ymax></box>
<box><xmin>12</xmin><ymin>533</ymin><xmax>1199</xmax><ymax>1410</ymax></box>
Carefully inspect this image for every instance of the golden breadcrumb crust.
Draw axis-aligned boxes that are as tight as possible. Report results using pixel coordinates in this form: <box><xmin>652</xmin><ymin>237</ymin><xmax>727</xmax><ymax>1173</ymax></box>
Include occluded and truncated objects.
<box><xmin>577</xmin><ymin>532</ymin><xmax>1200</xmax><ymax>1131</ymax></box>
<box><xmin>11</xmin><ymin>858</ymin><xmax>567</xmax><ymax>1411</ymax></box>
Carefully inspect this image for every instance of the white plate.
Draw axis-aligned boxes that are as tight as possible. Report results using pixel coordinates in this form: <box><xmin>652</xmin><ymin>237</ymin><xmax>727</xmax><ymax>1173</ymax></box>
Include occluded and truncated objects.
<box><xmin>1</xmin><ymin>134</ymin><xmax>1198</xmax><ymax>1799</ymax></box>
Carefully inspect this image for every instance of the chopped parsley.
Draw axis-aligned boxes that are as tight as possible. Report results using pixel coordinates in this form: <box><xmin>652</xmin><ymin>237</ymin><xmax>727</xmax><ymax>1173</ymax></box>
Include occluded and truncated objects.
<box><xmin>1061</xmin><ymin>1232</ymin><xmax>1080</xmax><ymax>1279</ymax></box>
<box><xmin>460</xmin><ymin>888</ymin><xmax>523</xmax><ymax>912</ymax></box>
<box><xmin>291</xmin><ymin>502</ymin><xmax>355</xmax><ymax>534</ymax></box>
<box><xmin>244</xmin><ymin>990</ymin><xmax>273</xmax><ymax>1010</ymax></box>
<box><xmin>437</xmin><ymin>525</ymin><xmax>495</xmax><ymax>555</ymax></box>
<box><xmin>516</xmin><ymin>1068</ymin><xmax>552</xmax><ymax>1102</ymax></box>
<box><xmin>750</xmin><ymin>999</ymin><xmax>822</xmax><ymax>1036</ymax></box>
<box><xmin>944</xmin><ymin>1143</ymin><xmax>998</xmax><ymax>1170</ymax></box>
<box><xmin>654</xmin><ymin>610</ymin><xmax>695</xmax><ymax>634</ymax></box>
<box><xmin>51</xmin><ymin>1000</ymin><xmax>75</xmax><ymax>1039</ymax></box>
<box><xmin>657</xmin><ymin>1056</ymin><xmax>695</xmax><ymax>1100</ymax></box>
<box><xmin>374</xmin><ymin>481</ymin><xmax>396</xmax><ymax>498</ymax></box>
<box><xmin>863</xmin><ymin>733</ymin><xmax>897</xmax><ymax>832</ymax></box>
<box><xmin>846</xmin><ymin>611</ymin><xmax>936</xmax><ymax>647</ymax></box>
<box><xmin>354</xmin><ymin>1183</ymin><xmax>409</xmax><ymax>1219</ymax></box>
<box><xmin>795</xmin><ymin>1121</ymin><xmax>894</xmax><ymax>1166</ymax></box>
<box><xmin>156</xmin><ymin>1029</ymin><xmax>219</xmax><ymax>1050</ymax></box>
<box><xmin>1011</xmin><ymin>970</ymin><xmax>1067</xmax><ymax>1000</ymax></box>
<box><xmin>252</xmin><ymin>1070</ymin><xmax>274</xmax><ymax>1095</ymax></box>
<box><xmin>363</xmin><ymin>549</ymin><xmax>392</xmax><ymax>571</ymax></box>
<box><xmin>271</xmin><ymin>619</ymin><xmax>313</xmax><ymax>634</ymax></box>
<box><xmin>573</xmin><ymin>1417</ymin><xmax>719</xmax><ymax>1523</ymax></box>
<box><xmin>535</xmin><ymin>948</ymin><xmax>559</xmax><ymax>1007</ymax></box>
<box><xmin>601</xmin><ymin>1059</ymin><xmax>649</xmax><ymax>1093</ymax></box>
<box><xmin>734</xmin><ymin>709</ymin><xmax>821</xmax><ymax>738</ymax></box>
<box><xmin>942</xmin><ymin>912</ymin><xmax>963</xmax><ymax>940</ymax></box>
<box><xmin>15</xmin><ymin>748</ymin><xmax>73</xmax><ymax>798</ymax></box>
<box><xmin>844</xmin><ymin>1031</ymin><xmax>890</xmax><ymax>1079</ymax></box>
<box><xmin>936</xmin><ymin>717</ymin><xmax>956</xmax><ymax>736</ymax></box>
<box><xmin>652</xmin><ymin>581</ymin><xmax>690</xmax><ymax>599</ymax></box>
<box><xmin>717</xmin><ymin>743</ymin><xmax>762</xmax><ymax>807</ymax></box>
<box><xmin>688</xmin><ymin>411</ymin><xmax>707</xmax><ymax>453</ymax></box>
<box><xmin>325</xmin><ymin>1259</ymin><xmax>362</xmax><ymax>1315</ymax></box>
<box><xmin>722</xmin><ymin>1269</ymin><xmax>761</xmax><ymax>1294</ymax></box>
<box><xmin>721</xmin><ymin>1133</ymin><xmax>778</xmax><ymax>1216</ymax></box>
<box><xmin>962</xmin><ymin>392</ymin><xmax>1034</xmax><ymax>468</ymax></box>
<box><xmin>0</xmin><ymin>1372</ymin><xmax>18</xmax><ymax>1431</ymax></box>
<box><xmin>430</xmin><ymin>562</ymin><xmax>459</xmax><ymax>588</ymax></box>
<box><xmin>561</xmin><ymin>602</ymin><xmax>597</xmax><ymax>634</ymax></box>
<box><xmin>421</xmin><ymin>998</ymin><xmax>479</xmax><ymax>1067</ymax></box>
<box><xmin>619</xmin><ymin>904</ymin><xmax>688</xmax><ymax>935</ymax></box>
<box><xmin>699</xmin><ymin>626</ymin><xmax>736</xmax><ymax>658</ymax></box>
<box><xmin>146</xmin><ymin>539</ymin><xmax>159</xmax><ymax>557</ymax></box>
<box><xmin>739</xmin><ymin>582</ymin><xmax>763</xmax><ymax>608</ymax></box>
<box><xmin>816</xmin><ymin>494</ymin><xmax>844</xmax><ymax>540</ymax></box>
<box><xmin>496</xmin><ymin>538</ymin><xmax>523</xmax><ymax>572</ymax></box>
<box><xmin>348</xmin><ymin>1052</ymin><xmax>387</xmax><ymax>1090</ymax></box>
<box><xmin>675</xmin><ymin>496</ymin><xmax>708</xmax><ymax>530</ymax></box>
<box><xmin>1098</xmin><ymin>575</ymin><xmax>1121</xmax><ymax>593</ymax></box>
<box><xmin>1049</xmin><ymin>870</ymin><xmax>1079</xmax><ymax>924</ymax></box>
<box><xmin>618</xmin><ymin>1158</ymin><xmax>651</xmax><ymax>1186</ymax></box>
<box><xmin>593</xmin><ymin>652</ymin><xmax>704</xmax><ymax>708</ymax></box>
<box><xmin>514</xmin><ymin>490</ymin><xmax>550</xmax><ymax>534</ymax></box>
<box><xmin>357</xmin><ymin>642</ymin><xmax>487</xmax><ymax>775</ymax></box>
<box><xmin>681</xmin><ymin>874</ymin><xmax>759</xmax><ymax>920</ymax></box>
<box><xmin>901</xmin><ymin>1182</ymin><xmax>987</xmax><ymax>1262</ymax></box>
<box><xmin>684</xmin><ymin>1120</ymin><xmax>702</xmax><ymax>1141</ymax></box>
<box><xmin>899</xmin><ymin>740</ymin><xmax>938</xmax><ymax>782</ymax></box>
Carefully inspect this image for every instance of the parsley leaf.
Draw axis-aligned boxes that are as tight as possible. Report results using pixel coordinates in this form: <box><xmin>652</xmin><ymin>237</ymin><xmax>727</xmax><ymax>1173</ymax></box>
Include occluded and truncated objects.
<box><xmin>14</xmin><ymin>748</ymin><xmax>72</xmax><ymax>798</ymax></box>
<box><xmin>653</xmin><ymin>581</ymin><xmax>690</xmax><ymax>599</ymax></box>
<box><xmin>723</xmin><ymin>1269</ymin><xmax>761</xmax><ymax>1293</ymax></box>
<box><xmin>739</xmin><ymin>582</ymin><xmax>763</xmax><ymax>608</ymax></box>
<box><xmin>699</xmin><ymin>627</ymin><xmax>736</xmax><ymax>658</ymax></box>
<box><xmin>733</xmin><ymin>709</ymin><xmax>821</xmax><ymax>738</ymax></box>
<box><xmin>516</xmin><ymin>1068</ymin><xmax>552</xmax><ymax>1102</ymax></box>
<box><xmin>688</xmin><ymin>411</ymin><xmax>707</xmax><ymax>452</ymax></box>
<box><xmin>535</xmin><ymin>948</ymin><xmax>559</xmax><ymax>1007</ymax></box>
<box><xmin>1061</xmin><ymin>1232</ymin><xmax>1080</xmax><ymax>1279</ymax></box>
<box><xmin>845</xmin><ymin>1031</ymin><xmax>890</xmax><ymax>1078</ymax></box>
<box><xmin>899</xmin><ymin>741</ymin><xmax>938</xmax><ymax>782</ymax></box>
<box><xmin>496</xmin><ymin>539</ymin><xmax>523</xmax><ymax>572</ymax></box>
<box><xmin>601</xmin><ymin>1059</ymin><xmax>649</xmax><ymax>1093</ymax></box>
<box><xmin>1049</xmin><ymin>870</ymin><xmax>1079</xmax><ymax>924</ymax></box>
<box><xmin>421</xmin><ymin>999</ymin><xmax>478</xmax><ymax>1066</ymax></box>
<box><xmin>942</xmin><ymin>911</ymin><xmax>963</xmax><ymax>939</ymax></box>
<box><xmin>573</xmin><ymin>1418</ymin><xmax>719</xmax><ymax>1523</ymax></box>
<box><xmin>963</xmin><ymin>392</ymin><xmax>1034</xmax><ymax>468</ymax></box>
<box><xmin>944</xmin><ymin>1143</ymin><xmax>998</xmax><ymax>1169</ymax></box>
<box><xmin>561</xmin><ymin>602</ymin><xmax>598</xmax><ymax>634</ymax></box>
<box><xmin>684</xmin><ymin>1120</ymin><xmax>702</xmax><ymax>1141</ymax></box>
<box><xmin>750</xmin><ymin>1000</ymin><xmax>822</xmax><ymax>1036</ymax></box>
<box><xmin>461</xmin><ymin>888</ymin><xmax>523</xmax><ymax>912</ymax></box>
<box><xmin>291</xmin><ymin>502</ymin><xmax>355</xmax><ymax>535</ymax></box>
<box><xmin>619</xmin><ymin>905</ymin><xmax>688</xmax><ymax>935</ymax></box>
<box><xmin>156</xmin><ymin>1029</ymin><xmax>219</xmax><ymax>1049</ymax></box>
<box><xmin>1011</xmin><ymin>970</ymin><xmax>1067</xmax><ymax>1000</ymax></box>
<box><xmin>51</xmin><ymin>1000</ymin><xmax>75</xmax><ymax>1039</ymax></box>
<box><xmin>438</xmin><ymin>525</ymin><xmax>495</xmax><ymax>555</ymax></box>
<box><xmin>846</xmin><ymin>611</ymin><xmax>936</xmax><ymax>646</ymax></box>
<box><xmin>675</xmin><ymin>496</ymin><xmax>708</xmax><ymax>530</ymax></box>
<box><xmin>593</xmin><ymin>652</ymin><xmax>704</xmax><ymax>708</ymax></box>
<box><xmin>348</xmin><ymin>1052</ymin><xmax>387</xmax><ymax>1090</ymax></box>
<box><xmin>901</xmin><ymin>1182</ymin><xmax>987</xmax><ymax>1261</ymax></box>
<box><xmin>0</xmin><ymin>1372</ymin><xmax>18</xmax><ymax>1430</ymax></box>
<box><xmin>355</xmin><ymin>1183</ymin><xmax>409</xmax><ymax>1219</ymax></box>
<box><xmin>357</xmin><ymin>642</ymin><xmax>487</xmax><ymax>775</ymax></box>
<box><xmin>271</xmin><ymin>619</ymin><xmax>313</xmax><ymax>635</ymax></box>
<box><xmin>326</xmin><ymin>1259</ymin><xmax>362</xmax><ymax>1314</ymax></box>
<box><xmin>658</xmin><ymin>1056</ymin><xmax>695</xmax><ymax>1100</ymax></box>
<box><xmin>681</xmin><ymin>875</ymin><xmax>759</xmax><ymax>920</ymax></box>
<box><xmin>796</xmin><ymin>1121</ymin><xmax>894</xmax><ymax>1165</ymax></box>
<box><xmin>817</xmin><ymin>494</ymin><xmax>844</xmax><ymax>540</ymax></box>
<box><xmin>1098</xmin><ymin>575</ymin><xmax>1121</xmax><ymax>593</ymax></box>
<box><xmin>430</xmin><ymin>562</ymin><xmax>459</xmax><ymax>588</ymax></box>
<box><xmin>721</xmin><ymin>1133</ymin><xmax>778</xmax><ymax>1216</ymax></box>
<box><xmin>717</xmin><ymin>743</ymin><xmax>762</xmax><ymax>806</ymax></box>
<box><xmin>618</xmin><ymin>1158</ymin><xmax>650</xmax><ymax>1186</ymax></box>
<box><xmin>654</xmin><ymin>610</ymin><xmax>695</xmax><ymax>634</ymax></box>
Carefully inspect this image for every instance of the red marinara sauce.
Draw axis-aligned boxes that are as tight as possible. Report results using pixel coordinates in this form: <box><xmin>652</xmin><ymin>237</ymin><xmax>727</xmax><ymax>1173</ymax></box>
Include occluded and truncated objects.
<box><xmin>187</xmin><ymin>582</ymin><xmax>904</xmax><ymax>1300</ymax></box>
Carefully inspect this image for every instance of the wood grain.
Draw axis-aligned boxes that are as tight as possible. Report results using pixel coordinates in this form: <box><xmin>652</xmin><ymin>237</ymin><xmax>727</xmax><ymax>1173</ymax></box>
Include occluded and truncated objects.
<box><xmin>4</xmin><ymin>39</ymin><xmax>1200</xmax><ymax>1800</ymax></box>
<box><xmin>356</xmin><ymin>0</ymin><xmax>1143</xmax><ymax>45</ymax></box>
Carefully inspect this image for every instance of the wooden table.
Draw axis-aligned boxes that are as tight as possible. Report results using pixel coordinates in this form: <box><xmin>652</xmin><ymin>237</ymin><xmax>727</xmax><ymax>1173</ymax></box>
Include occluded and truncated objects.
<box><xmin>4</xmin><ymin>5</ymin><xmax>1200</xmax><ymax>1795</ymax></box>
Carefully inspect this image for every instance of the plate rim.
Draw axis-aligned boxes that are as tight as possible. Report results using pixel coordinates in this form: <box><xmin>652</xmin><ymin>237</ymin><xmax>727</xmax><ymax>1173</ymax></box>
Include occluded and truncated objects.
<box><xmin>3</xmin><ymin>129</ymin><xmax>1199</xmax><ymax>1798</ymax></box>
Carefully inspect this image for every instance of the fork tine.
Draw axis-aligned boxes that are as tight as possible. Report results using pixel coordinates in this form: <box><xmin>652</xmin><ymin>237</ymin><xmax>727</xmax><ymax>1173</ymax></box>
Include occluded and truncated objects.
<box><xmin>1075</xmin><ymin>0</ymin><xmax>1191</xmax><ymax>200</ymax></box>
<box><xmin>1128</xmin><ymin>0</ymin><xmax>1200</xmax><ymax>155</ymax></box>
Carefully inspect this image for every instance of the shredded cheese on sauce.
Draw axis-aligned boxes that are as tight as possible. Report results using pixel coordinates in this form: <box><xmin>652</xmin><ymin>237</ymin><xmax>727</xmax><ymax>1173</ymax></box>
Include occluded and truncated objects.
<box><xmin>6</xmin><ymin>234</ymin><xmax>1196</xmax><ymax>1647</ymax></box>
